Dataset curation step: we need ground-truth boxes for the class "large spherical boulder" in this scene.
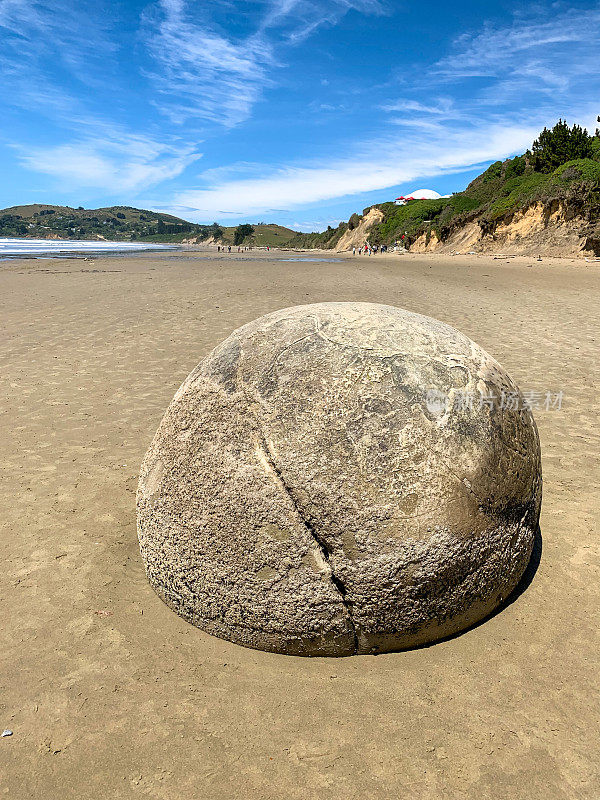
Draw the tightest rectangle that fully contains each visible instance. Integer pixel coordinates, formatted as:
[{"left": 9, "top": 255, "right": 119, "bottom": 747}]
[{"left": 137, "top": 303, "right": 541, "bottom": 656}]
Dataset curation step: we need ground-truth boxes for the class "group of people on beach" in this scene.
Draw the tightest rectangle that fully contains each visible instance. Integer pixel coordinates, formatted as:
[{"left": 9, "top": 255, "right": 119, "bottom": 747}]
[
  {"left": 215, "top": 241, "right": 392, "bottom": 256},
  {"left": 353, "top": 243, "right": 389, "bottom": 256},
  {"left": 217, "top": 245, "right": 270, "bottom": 253}
]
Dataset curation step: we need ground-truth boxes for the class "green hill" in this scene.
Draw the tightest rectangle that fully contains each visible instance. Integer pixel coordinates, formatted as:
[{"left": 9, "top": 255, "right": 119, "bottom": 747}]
[
  {"left": 0, "top": 204, "right": 300, "bottom": 247},
  {"left": 368, "top": 155, "right": 600, "bottom": 249},
  {"left": 0, "top": 204, "right": 223, "bottom": 242},
  {"left": 219, "top": 223, "right": 298, "bottom": 247}
]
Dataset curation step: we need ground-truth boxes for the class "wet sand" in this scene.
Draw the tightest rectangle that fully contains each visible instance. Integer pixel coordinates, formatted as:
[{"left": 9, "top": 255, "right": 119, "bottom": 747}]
[{"left": 1, "top": 249, "right": 599, "bottom": 799}]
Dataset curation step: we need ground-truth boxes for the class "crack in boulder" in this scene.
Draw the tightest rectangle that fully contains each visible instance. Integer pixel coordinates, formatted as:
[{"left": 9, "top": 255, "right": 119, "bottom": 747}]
[{"left": 255, "top": 429, "right": 359, "bottom": 653}]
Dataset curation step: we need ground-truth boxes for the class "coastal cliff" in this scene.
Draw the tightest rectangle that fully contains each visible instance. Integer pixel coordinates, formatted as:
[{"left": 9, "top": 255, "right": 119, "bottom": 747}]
[
  {"left": 408, "top": 196, "right": 600, "bottom": 257},
  {"left": 291, "top": 121, "right": 600, "bottom": 258},
  {"left": 290, "top": 157, "right": 600, "bottom": 258}
]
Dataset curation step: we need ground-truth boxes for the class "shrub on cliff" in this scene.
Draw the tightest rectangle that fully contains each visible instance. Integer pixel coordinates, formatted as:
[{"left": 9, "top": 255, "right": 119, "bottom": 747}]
[{"left": 348, "top": 213, "right": 361, "bottom": 230}]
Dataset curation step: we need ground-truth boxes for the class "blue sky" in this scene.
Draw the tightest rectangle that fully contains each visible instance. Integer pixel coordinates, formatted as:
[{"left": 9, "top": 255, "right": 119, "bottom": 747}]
[{"left": 0, "top": 0, "right": 599, "bottom": 230}]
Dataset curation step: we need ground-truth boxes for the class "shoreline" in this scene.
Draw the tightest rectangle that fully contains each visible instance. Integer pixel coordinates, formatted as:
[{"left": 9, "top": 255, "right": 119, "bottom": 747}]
[{"left": 3, "top": 245, "right": 599, "bottom": 270}]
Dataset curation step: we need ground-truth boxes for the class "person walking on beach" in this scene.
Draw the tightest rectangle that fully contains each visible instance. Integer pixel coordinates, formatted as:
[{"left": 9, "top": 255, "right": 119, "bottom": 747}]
[{"left": 353, "top": 247, "right": 356, "bottom": 255}]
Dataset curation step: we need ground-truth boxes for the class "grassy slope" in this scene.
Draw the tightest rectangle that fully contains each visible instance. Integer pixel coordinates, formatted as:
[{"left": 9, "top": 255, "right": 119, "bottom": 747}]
[
  {"left": 1, "top": 204, "right": 183, "bottom": 223},
  {"left": 219, "top": 223, "right": 298, "bottom": 247}
]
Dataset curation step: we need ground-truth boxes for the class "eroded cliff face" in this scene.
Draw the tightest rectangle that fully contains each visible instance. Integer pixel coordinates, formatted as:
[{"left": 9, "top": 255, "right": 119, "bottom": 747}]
[
  {"left": 334, "top": 208, "right": 384, "bottom": 252},
  {"left": 332, "top": 197, "right": 599, "bottom": 258},
  {"left": 411, "top": 230, "right": 443, "bottom": 253},
  {"left": 410, "top": 200, "right": 600, "bottom": 257}
]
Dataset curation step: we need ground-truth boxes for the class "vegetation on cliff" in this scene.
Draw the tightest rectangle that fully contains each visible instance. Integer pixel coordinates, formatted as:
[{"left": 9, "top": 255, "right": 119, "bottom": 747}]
[{"left": 287, "top": 224, "right": 350, "bottom": 250}]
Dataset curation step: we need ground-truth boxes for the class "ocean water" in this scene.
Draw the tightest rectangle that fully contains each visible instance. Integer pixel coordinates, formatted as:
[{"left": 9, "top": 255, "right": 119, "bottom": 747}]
[{"left": 0, "top": 238, "right": 174, "bottom": 257}]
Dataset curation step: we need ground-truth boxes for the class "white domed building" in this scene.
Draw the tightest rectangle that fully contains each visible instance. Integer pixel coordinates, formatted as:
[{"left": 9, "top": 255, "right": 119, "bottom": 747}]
[{"left": 394, "top": 189, "right": 443, "bottom": 205}]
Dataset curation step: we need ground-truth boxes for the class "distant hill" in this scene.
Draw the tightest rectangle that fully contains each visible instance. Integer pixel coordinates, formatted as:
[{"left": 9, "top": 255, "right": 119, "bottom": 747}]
[
  {"left": 0, "top": 204, "right": 298, "bottom": 247},
  {"left": 200, "top": 222, "right": 298, "bottom": 247},
  {"left": 0, "top": 204, "right": 222, "bottom": 243},
  {"left": 289, "top": 120, "right": 600, "bottom": 257}
]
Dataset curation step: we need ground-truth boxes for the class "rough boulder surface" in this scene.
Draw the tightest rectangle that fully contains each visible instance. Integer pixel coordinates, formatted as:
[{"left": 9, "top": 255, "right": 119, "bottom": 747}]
[{"left": 137, "top": 303, "right": 542, "bottom": 656}]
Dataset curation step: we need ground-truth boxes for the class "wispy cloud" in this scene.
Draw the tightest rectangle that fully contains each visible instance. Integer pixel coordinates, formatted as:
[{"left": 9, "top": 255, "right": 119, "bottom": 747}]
[
  {"left": 0, "top": 1, "right": 201, "bottom": 194},
  {"left": 15, "top": 129, "right": 201, "bottom": 193},
  {"left": 381, "top": 98, "right": 456, "bottom": 116},
  {"left": 381, "top": 4, "right": 600, "bottom": 123},
  {"left": 433, "top": 4, "right": 600, "bottom": 101},
  {"left": 143, "top": 0, "right": 274, "bottom": 128},
  {"left": 170, "top": 119, "right": 539, "bottom": 217},
  {"left": 263, "top": 0, "right": 388, "bottom": 43},
  {"left": 0, "top": 0, "right": 116, "bottom": 87},
  {"left": 0, "top": 1, "right": 118, "bottom": 129},
  {"left": 143, "top": 0, "right": 386, "bottom": 127}
]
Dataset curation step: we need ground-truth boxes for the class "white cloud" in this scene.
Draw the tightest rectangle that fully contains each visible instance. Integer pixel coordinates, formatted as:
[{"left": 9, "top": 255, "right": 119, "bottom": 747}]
[
  {"left": 171, "top": 120, "right": 539, "bottom": 217},
  {"left": 143, "top": 0, "right": 386, "bottom": 127},
  {"left": 381, "top": 98, "right": 455, "bottom": 116},
  {"left": 433, "top": 5, "right": 600, "bottom": 102},
  {"left": 143, "top": 0, "right": 274, "bottom": 128},
  {"left": 0, "top": 2, "right": 201, "bottom": 195},
  {"left": 260, "top": 0, "right": 387, "bottom": 40},
  {"left": 16, "top": 132, "right": 201, "bottom": 193},
  {"left": 283, "top": 0, "right": 387, "bottom": 43},
  {"left": 0, "top": 0, "right": 124, "bottom": 138},
  {"left": 0, "top": 0, "right": 116, "bottom": 86}
]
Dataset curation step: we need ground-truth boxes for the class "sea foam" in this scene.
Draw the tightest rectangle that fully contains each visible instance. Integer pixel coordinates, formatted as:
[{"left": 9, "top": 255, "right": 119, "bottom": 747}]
[{"left": 0, "top": 238, "right": 173, "bottom": 256}]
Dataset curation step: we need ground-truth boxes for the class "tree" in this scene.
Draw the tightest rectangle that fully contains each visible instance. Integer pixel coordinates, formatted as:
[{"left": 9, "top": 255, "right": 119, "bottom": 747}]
[
  {"left": 530, "top": 119, "right": 594, "bottom": 173},
  {"left": 593, "top": 118, "right": 600, "bottom": 162},
  {"left": 234, "top": 223, "right": 255, "bottom": 245},
  {"left": 210, "top": 222, "right": 224, "bottom": 240}
]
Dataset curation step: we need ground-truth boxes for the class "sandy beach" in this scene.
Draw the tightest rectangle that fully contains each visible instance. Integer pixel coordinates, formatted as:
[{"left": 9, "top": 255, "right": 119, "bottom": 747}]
[{"left": 1, "top": 248, "right": 598, "bottom": 799}]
